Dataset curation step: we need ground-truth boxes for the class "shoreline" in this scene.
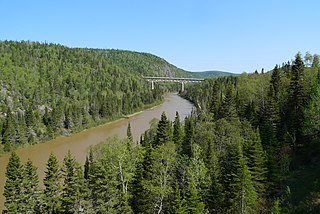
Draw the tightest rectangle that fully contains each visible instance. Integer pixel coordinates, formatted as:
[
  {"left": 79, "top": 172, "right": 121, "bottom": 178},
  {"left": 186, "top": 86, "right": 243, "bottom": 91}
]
[{"left": 0, "top": 97, "right": 165, "bottom": 157}]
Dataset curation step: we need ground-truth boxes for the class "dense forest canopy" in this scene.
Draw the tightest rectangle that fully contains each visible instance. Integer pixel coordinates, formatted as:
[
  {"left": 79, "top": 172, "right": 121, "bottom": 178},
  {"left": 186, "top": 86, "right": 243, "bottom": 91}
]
[
  {"left": 0, "top": 40, "right": 167, "bottom": 152},
  {"left": 2, "top": 40, "right": 320, "bottom": 213}
]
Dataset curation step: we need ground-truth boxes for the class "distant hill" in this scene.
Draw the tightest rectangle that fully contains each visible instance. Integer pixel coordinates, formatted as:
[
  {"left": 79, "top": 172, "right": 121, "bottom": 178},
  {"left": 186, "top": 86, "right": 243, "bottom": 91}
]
[
  {"left": 103, "top": 50, "right": 236, "bottom": 78},
  {"left": 189, "top": 70, "right": 237, "bottom": 78},
  {"left": 104, "top": 49, "right": 193, "bottom": 78}
]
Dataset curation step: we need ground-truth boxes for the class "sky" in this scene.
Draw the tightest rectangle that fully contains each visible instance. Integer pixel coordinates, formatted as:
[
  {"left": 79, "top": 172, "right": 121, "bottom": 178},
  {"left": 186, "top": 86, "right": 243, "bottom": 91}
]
[{"left": 1, "top": 0, "right": 320, "bottom": 73}]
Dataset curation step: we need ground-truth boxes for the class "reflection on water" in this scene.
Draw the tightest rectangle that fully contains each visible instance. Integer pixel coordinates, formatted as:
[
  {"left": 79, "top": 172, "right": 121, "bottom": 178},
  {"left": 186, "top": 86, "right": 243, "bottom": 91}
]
[{"left": 0, "top": 93, "right": 194, "bottom": 211}]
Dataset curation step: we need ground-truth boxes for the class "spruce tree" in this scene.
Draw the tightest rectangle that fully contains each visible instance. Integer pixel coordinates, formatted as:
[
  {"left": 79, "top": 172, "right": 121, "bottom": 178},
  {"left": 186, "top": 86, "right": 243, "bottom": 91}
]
[
  {"left": 181, "top": 116, "right": 194, "bottom": 157},
  {"left": 173, "top": 111, "right": 183, "bottom": 150},
  {"left": 155, "top": 112, "right": 172, "bottom": 146},
  {"left": 185, "top": 180, "right": 208, "bottom": 214},
  {"left": 4, "top": 152, "right": 23, "bottom": 213},
  {"left": 287, "top": 53, "right": 306, "bottom": 146},
  {"left": 20, "top": 159, "right": 40, "bottom": 213},
  {"left": 127, "top": 122, "right": 133, "bottom": 142},
  {"left": 221, "top": 142, "right": 258, "bottom": 213},
  {"left": 219, "top": 85, "right": 237, "bottom": 120},
  {"left": 242, "top": 121, "right": 267, "bottom": 196},
  {"left": 271, "top": 65, "right": 281, "bottom": 100},
  {"left": 60, "top": 151, "right": 85, "bottom": 213},
  {"left": 206, "top": 143, "right": 224, "bottom": 213},
  {"left": 169, "top": 182, "right": 188, "bottom": 214},
  {"left": 42, "top": 153, "right": 61, "bottom": 214}
]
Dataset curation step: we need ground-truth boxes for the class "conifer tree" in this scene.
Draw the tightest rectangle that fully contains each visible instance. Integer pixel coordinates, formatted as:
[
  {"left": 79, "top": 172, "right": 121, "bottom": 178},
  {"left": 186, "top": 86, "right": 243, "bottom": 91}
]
[
  {"left": 20, "top": 159, "right": 40, "bottom": 213},
  {"left": 221, "top": 142, "right": 258, "bottom": 214},
  {"left": 242, "top": 121, "right": 267, "bottom": 196},
  {"left": 304, "top": 70, "right": 320, "bottom": 138},
  {"left": 219, "top": 85, "right": 237, "bottom": 120},
  {"left": 206, "top": 143, "right": 224, "bottom": 213},
  {"left": 169, "top": 182, "right": 188, "bottom": 214},
  {"left": 4, "top": 152, "right": 23, "bottom": 213},
  {"left": 127, "top": 122, "right": 133, "bottom": 142},
  {"left": 173, "top": 111, "right": 183, "bottom": 150},
  {"left": 60, "top": 151, "right": 86, "bottom": 213},
  {"left": 155, "top": 112, "right": 172, "bottom": 146},
  {"left": 42, "top": 153, "right": 61, "bottom": 213},
  {"left": 84, "top": 155, "right": 90, "bottom": 180},
  {"left": 286, "top": 53, "right": 306, "bottom": 146},
  {"left": 3, "top": 109, "right": 16, "bottom": 151},
  {"left": 181, "top": 116, "right": 194, "bottom": 157},
  {"left": 271, "top": 65, "right": 281, "bottom": 100}
]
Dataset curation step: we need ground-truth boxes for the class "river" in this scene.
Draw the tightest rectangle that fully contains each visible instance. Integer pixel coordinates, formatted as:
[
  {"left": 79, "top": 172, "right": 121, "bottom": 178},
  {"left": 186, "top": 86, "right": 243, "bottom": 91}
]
[{"left": 0, "top": 93, "right": 194, "bottom": 211}]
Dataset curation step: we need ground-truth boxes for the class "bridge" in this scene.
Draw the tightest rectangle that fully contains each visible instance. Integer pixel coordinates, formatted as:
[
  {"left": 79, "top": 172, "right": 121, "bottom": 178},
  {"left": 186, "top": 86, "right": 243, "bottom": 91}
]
[{"left": 144, "top": 76, "right": 204, "bottom": 91}]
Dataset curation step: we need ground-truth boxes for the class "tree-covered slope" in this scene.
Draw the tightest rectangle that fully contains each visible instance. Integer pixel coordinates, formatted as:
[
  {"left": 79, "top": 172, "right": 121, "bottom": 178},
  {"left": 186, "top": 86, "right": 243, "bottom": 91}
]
[
  {"left": 0, "top": 40, "right": 163, "bottom": 152},
  {"left": 104, "top": 49, "right": 192, "bottom": 77}
]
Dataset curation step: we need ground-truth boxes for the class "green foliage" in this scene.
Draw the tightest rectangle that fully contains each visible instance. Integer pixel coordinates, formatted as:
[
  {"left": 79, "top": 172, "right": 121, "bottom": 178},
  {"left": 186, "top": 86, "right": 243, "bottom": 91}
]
[
  {"left": 173, "top": 112, "right": 183, "bottom": 150},
  {"left": 0, "top": 40, "right": 164, "bottom": 152},
  {"left": 304, "top": 71, "right": 320, "bottom": 138},
  {"left": 155, "top": 112, "right": 173, "bottom": 146},
  {"left": 127, "top": 122, "right": 133, "bottom": 142},
  {"left": 3, "top": 152, "right": 23, "bottom": 213},
  {"left": 4, "top": 51, "right": 320, "bottom": 213},
  {"left": 181, "top": 116, "right": 194, "bottom": 157},
  {"left": 20, "top": 159, "right": 40, "bottom": 213},
  {"left": 142, "top": 141, "right": 177, "bottom": 213},
  {"left": 169, "top": 182, "right": 188, "bottom": 214},
  {"left": 60, "top": 151, "right": 87, "bottom": 213},
  {"left": 42, "top": 153, "right": 61, "bottom": 213},
  {"left": 286, "top": 54, "right": 307, "bottom": 145}
]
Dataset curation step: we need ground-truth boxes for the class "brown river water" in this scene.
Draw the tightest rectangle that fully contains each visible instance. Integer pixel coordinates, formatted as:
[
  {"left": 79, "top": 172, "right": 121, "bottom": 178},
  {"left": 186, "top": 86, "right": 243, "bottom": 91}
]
[{"left": 0, "top": 93, "right": 194, "bottom": 211}]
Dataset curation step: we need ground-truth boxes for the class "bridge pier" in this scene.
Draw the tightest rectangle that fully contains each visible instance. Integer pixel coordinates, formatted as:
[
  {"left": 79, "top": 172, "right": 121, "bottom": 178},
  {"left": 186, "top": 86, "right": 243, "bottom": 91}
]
[
  {"left": 151, "top": 81, "right": 154, "bottom": 90},
  {"left": 181, "top": 81, "right": 184, "bottom": 92}
]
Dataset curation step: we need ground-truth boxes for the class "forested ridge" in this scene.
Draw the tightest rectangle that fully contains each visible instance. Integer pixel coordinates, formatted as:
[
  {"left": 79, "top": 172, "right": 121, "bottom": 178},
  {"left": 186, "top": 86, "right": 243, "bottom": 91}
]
[
  {"left": 3, "top": 41, "right": 320, "bottom": 213},
  {"left": 0, "top": 40, "right": 166, "bottom": 153}
]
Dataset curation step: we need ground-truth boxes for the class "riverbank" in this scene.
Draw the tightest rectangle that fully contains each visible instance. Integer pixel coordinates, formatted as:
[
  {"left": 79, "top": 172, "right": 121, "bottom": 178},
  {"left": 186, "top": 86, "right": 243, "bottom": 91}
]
[
  {"left": 0, "top": 93, "right": 193, "bottom": 212},
  {"left": 0, "top": 98, "right": 164, "bottom": 157}
]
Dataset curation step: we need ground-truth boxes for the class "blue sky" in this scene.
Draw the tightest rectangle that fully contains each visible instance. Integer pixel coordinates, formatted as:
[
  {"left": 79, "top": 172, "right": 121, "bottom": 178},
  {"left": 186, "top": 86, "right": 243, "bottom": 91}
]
[{"left": 1, "top": 0, "right": 319, "bottom": 73}]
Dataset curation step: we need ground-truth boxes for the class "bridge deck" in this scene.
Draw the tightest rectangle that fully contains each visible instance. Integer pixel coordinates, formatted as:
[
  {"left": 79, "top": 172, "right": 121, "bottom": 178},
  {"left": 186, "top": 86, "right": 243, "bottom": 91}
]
[{"left": 144, "top": 76, "right": 204, "bottom": 81}]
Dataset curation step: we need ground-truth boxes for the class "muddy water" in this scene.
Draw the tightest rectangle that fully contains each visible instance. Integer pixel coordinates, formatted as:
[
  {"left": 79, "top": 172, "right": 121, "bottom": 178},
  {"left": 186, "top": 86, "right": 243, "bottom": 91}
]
[{"left": 0, "top": 93, "right": 193, "bottom": 211}]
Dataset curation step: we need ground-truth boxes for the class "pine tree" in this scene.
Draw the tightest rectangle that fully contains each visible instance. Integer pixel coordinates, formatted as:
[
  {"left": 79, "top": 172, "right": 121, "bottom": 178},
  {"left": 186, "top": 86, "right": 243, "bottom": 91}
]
[
  {"left": 127, "top": 122, "right": 133, "bottom": 142},
  {"left": 209, "top": 81, "right": 221, "bottom": 120},
  {"left": 206, "top": 143, "right": 224, "bottom": 213},
  {"left": 155, "top": 112, "right": 172, "bottom": 146},
  {"left": 219, "top": 85, "right": 237, "bottom": 120},
  {"left": 3, "top": 109, "right": 16, "bottom": 151},
  {"left": 221, "top": 142, "right": 258, "bottom": 214},
  {"left": 304, "top": 70, "right": 320, "bottom": 138},
  {"left": 242, "top": 121, "right": 267, "bottom": 196},
  {"left": 181, "top": 116, "right": 194, "bottom": 157},
  {"left": 185, "top": 182, "right": 208, "bottom": 214},
  {"left": 173, "top": 112, "right": 183, "bottom": 150},
  {"left": 20, "top": 159, "right": 40, "bottom": 213},
  {"left": 60, "top": 151, "right": 85, "bottom": 213},
  {"left": 287, "top": 53, "right": 306, "bottom": 146},
  {"left": 42, "top": 153, "right": 61, "bottom": 214},
  {"left": 3, "top": 152, "right": 23, "bottom": 213},
  {"left": 271, "top": 65, "right": 281, "bottom": 101},
  {"left": 169, "top": 182, "right": 188, "bottom": 214}
]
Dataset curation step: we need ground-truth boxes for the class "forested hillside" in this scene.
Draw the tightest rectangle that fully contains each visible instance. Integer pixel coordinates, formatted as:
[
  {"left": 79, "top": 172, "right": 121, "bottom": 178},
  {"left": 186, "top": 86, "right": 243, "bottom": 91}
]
[
  {"left": 0, "top": 40, "right": 164, "bottom": 152},
  {"left": 4, "top": 52, "right": 320, "bottom": 213},
  {"left": 104, "top": 49, "right": 192, "bottom": 77}
]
